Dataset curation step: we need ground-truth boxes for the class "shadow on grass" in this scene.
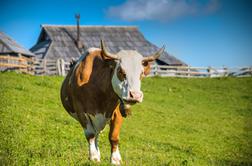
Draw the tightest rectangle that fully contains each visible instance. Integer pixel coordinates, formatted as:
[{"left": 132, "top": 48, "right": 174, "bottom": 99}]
[
  {"left": 210, "top": 159, "right": 252, "bottom": 166},
  {"left": 137, "top": 136, "right": 196, "bottom": 156}
]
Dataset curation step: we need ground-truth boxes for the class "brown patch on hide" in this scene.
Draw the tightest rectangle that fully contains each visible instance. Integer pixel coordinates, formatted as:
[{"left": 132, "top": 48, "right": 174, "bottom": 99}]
[{"left": 75, "top": 49, "right": 102, "bottom": 87}]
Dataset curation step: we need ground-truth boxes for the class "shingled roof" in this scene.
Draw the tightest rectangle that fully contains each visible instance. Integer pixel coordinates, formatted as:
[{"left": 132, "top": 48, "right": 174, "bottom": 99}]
[
  {"left": 30, "top": 25, "right": 185, "bottom": 65},
  {"left": 0, "top": 32, "right": 34, "bottom": 57}
]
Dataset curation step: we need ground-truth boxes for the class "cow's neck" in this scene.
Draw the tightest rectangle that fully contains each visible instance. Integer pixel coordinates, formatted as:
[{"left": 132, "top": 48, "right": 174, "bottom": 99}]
[{"left": 90, "top": 56, "right": 119, "bottom": 116}]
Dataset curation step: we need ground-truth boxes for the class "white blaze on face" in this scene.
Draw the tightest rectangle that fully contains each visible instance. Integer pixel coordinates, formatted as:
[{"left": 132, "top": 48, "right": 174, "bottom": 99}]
[{"left": 111, "top": 50, "right": 144, "bottom": 103}]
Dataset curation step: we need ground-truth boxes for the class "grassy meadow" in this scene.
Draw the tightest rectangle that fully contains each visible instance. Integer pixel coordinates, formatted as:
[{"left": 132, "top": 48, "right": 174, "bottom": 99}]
[{"left": 0, "top": 72, "right": 251, "bottom": 165}]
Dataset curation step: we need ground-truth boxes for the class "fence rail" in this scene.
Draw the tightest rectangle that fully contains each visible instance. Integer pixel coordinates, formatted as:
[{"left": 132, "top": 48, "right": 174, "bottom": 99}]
[
  {"left": 33, "top": 58, "right": 70, "bottom": 76},
  {"left": 149, "top": 64, "right": 252, "bottom": 78},
  {"left": 0, "top": 55, "right": 251, "bottom": 78},
  {"left": 0, "top": 55, "right": 34, "bottom": 74}
]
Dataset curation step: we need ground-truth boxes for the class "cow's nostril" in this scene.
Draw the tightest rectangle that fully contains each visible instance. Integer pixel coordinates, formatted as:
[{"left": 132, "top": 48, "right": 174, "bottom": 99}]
[
  {"left": 129, "top": 91, "right": 142, "bottom": 99},
  {"left": 127, "top": 91, "right": 143, "bottom": 103},
  {"left": 129, "top": 91, "right": 134, "bottom": 98}
]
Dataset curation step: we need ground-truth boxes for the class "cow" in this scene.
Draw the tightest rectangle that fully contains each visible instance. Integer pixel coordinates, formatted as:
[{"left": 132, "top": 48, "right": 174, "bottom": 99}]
[{"left": 60, "top": 40, "right": 164, "bottom": 165}]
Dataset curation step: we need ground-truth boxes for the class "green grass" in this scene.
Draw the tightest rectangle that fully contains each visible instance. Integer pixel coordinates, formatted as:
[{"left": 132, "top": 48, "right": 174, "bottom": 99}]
[{"left": 0, "top": 72, "right": 252, "bottom": 166}]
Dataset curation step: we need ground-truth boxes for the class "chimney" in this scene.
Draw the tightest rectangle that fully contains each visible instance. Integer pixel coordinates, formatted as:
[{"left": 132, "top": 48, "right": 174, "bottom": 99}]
[{"left": 75, "top": 14, "right": 83, "bottom": 53}]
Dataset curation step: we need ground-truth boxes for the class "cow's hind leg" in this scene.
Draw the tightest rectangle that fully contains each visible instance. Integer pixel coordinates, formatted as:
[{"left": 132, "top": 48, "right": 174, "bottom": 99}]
[
  {"left": 84, "top": 123, "right": 100, "bottom": 162},
  {"left": 109, "top": 106, "right": 123, "bottom": 165}
]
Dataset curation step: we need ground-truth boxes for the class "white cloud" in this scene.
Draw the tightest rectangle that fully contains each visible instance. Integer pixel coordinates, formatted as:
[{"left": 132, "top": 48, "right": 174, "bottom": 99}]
[{"left": 107, "top": 0, "right": 220, "bottom": 22}]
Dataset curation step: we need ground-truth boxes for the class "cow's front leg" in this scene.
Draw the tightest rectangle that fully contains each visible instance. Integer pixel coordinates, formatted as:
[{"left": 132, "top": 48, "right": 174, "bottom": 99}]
[
  {"left": 109, "top": 106, "right": 123, "bottom": 165},
  {"left": 84, "top": 124, "right": 100, "bottom": 162},
  {"left": 88, "top": 135, "right": 100, "bottom": 162}
]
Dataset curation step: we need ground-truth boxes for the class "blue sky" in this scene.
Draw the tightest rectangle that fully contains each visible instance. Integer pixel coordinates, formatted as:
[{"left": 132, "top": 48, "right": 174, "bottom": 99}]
[{"left": 0, "top": 0, "right": 252, "bottom": 67}]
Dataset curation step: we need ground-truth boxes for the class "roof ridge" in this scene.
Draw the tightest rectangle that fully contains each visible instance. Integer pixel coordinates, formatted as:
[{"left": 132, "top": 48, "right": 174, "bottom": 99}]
[{"left": 41, "top": 24, "right": 138, "bottom": 29}]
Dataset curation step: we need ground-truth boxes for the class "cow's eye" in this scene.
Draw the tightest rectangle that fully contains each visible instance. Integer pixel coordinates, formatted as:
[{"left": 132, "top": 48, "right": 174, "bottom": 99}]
[
  {"left": 142, "top": 61, "right": 148, "bottom": 67},
  {"left": 117, "top": 67, "right": 126, "bottom": 81}
]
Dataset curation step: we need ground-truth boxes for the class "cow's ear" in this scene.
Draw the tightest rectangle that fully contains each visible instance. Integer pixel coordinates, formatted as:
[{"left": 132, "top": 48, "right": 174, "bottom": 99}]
[{"left": 143, "top": 62, "right": 151, "bottom": 76}]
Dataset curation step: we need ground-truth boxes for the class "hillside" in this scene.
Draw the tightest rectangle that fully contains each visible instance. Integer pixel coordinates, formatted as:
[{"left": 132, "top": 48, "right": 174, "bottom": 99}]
[{"left": 0, "top": 72, "right": 251, "bottom": 165}]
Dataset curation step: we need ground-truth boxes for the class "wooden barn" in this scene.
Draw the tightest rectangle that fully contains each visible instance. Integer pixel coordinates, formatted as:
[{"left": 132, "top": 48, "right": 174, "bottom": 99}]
[
  {"left": 30, "top": 25, "right": 186, "bottom": 67},
  {"left": 0, "top": 32, "right": 34, "bottom": 73}
]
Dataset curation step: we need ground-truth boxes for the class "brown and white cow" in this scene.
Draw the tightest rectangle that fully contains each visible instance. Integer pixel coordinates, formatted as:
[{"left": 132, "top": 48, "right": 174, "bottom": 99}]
[{"left": 60, "top": 40, "right": 164, "bottom": 165}]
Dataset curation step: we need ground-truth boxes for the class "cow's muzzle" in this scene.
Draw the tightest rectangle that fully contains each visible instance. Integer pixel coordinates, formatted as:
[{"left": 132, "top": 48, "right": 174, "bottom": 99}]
[
  {"left": 124, "top": 91, "right": 143, "bottom": 103},
  {"left": 119, "top": 91, "right": 143, "bottom": 118}
]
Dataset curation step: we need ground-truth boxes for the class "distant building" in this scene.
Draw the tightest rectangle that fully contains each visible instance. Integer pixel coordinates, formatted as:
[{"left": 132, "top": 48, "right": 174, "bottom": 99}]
[
  {"left": 30, "top": 25, "right": 186, "bottom": 66},
  {"left": 0, "top": 32, "right": 34, "bottom": 57},
  {"left": 0, "top": 32, "right": 34, "bottom": 72}
]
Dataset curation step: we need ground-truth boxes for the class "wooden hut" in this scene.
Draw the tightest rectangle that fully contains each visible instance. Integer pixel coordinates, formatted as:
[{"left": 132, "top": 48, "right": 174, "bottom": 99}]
[
  {"left": 30, "top": 25, "right": 186, "bottom": 66},
  {"left": 0, "top": 32, "right": 34, "bottom": 73}
]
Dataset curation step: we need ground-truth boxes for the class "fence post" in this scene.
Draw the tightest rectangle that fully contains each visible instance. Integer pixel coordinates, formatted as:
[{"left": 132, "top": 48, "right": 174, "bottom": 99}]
[
  {"left": 207, "top": 66, "right": 212, "bottom": 77},
  {"left": 187, "top": 66, "right": 191, "bottom": 78},
  {"left": 155, "top": 63, "right": 158, "bottom": 76},
  {"left": 61, "top": 59, "right": 66, "bottom": 76},
  {"left": 57, "top": 59, "right": 62, "bottom": 76},
  {"left": 223, "top": 66, "right": 228, "bottom": 77},
  {"left": 31, "top": 57, "right": 35, "bottom": 75},
  {"left": 18, "top": 53, "right": 21, "bottom": 73},
  {"left": 56, "top": 58, "right": 66, "bottom": 76},
  {"left": 250, "top": 66, "right": 252, "bottom": 77},
  {"left": 43, "top": 59, "right": 47, "bottom": 75}
]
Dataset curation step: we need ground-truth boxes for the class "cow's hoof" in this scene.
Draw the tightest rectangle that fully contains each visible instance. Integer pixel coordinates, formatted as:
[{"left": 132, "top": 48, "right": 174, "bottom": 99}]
[
  {"left": 89, "top": 155, "right": 100, "bottom": 162},
  {"left": 111, "top": 157, "right": 121, "bottom": 165},
  {"left": 89, "top": 148, "right": 100, "bottom": 162},
  {"left": 111, "top": 150, "right": 122, "bottom": 165}
]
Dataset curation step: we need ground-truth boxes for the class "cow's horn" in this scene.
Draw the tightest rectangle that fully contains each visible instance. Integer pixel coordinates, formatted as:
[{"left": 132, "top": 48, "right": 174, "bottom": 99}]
[
  {"left": 101, "top": 40, "right": 119, "bottom": 60},
  {"left": 143, "top": 45, "right": 165, "bottom": 62}
]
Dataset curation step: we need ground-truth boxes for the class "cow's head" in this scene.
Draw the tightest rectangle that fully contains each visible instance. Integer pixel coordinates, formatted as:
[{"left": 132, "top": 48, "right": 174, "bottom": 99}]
[{"left": 101, "top": 40, "right": 165, "bottom": 105}]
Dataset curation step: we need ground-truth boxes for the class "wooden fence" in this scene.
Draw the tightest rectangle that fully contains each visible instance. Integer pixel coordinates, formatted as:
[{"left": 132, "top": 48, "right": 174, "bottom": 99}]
[
  {"left": 0, "top": 55, "right": 34, "bottom": 74},
  {"left": 33, "top": 58, "right": 251, "bottom": 77},
  {"left": 148, "top": 64, "right": 252, "bottom": 78},
  {"left": 0, "top": 56, "right": 251, "bottom": 78},
  {"left": 34, "top": 58, "right": 70, "bottom": 76}
]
